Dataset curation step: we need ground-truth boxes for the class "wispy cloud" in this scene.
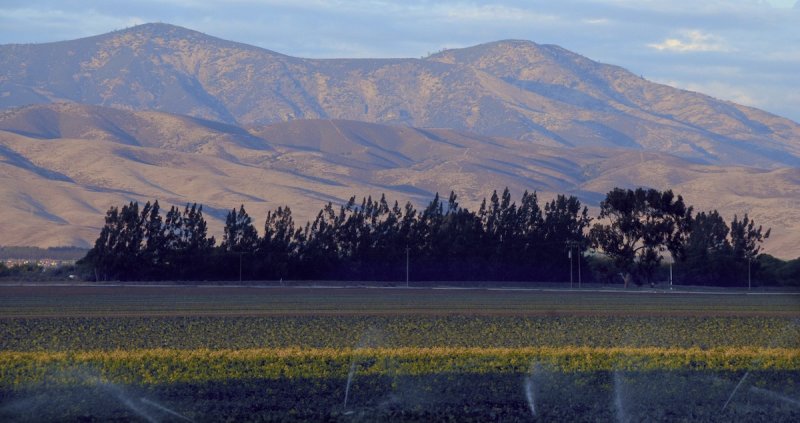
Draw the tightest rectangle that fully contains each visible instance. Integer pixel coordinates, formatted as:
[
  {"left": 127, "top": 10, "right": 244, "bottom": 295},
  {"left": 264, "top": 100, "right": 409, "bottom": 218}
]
[
  {"left": 648, "top": 30, "right": 730, "bottom": 53},
  {"left": 656, "top": 78, "right": 763, "bottom": 107}
]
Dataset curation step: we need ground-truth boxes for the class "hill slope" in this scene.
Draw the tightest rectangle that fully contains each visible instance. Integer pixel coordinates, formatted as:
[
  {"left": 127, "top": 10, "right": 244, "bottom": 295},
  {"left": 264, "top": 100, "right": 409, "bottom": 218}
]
[{"left": 0, "top": 103, "right": 797, "bottom": 257}]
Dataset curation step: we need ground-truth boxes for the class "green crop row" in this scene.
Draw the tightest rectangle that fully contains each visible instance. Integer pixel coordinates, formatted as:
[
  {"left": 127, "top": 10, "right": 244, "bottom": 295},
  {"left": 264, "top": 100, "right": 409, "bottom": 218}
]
[
  {"left": 3, "top": 315, "right": 798, "bottom": 352},
  {"left": 2, "top": 346, "right": 798, "bottom": 389}
]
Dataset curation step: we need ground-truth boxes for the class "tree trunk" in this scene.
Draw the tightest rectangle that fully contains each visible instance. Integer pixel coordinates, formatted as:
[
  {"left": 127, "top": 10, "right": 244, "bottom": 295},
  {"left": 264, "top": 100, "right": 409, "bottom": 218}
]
[{"left": 620, "top": 272, "right": 632, "bottom": 288}]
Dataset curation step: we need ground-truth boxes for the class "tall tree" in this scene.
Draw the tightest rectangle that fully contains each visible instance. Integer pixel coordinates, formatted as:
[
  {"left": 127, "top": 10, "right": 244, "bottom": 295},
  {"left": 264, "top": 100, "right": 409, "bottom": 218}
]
[
  {"left": 590, "top": 188, "right": 692, "bottom": 286},
  {"left": 81, "top": 201, "right": 146, "bottom": 280},
  {"left": 541, "top": 194, "right": 592, "bottom": 281},
  {"left": 730, "top": 214, "right": 770, "bottom": 262},
  {"left": 221, "top": 205, "right": 259, "bottom": 253},
  {"left": 182, "top": 203, "right": 215, "bottom": 253},
  {"left": 141, "top": 200, "right": 165, "bottom": 276},
  {"left": 680, "top": 210, "right": 732, "bottom": 285},
  {"left": 298, "top": 202, "right": 341, "bottom": 279},
  {"left": 729, "top": 213, "right": 770, "bottom": 286},
  {"left": 260, "top": 206, "right": 300, "bottom": 279}
]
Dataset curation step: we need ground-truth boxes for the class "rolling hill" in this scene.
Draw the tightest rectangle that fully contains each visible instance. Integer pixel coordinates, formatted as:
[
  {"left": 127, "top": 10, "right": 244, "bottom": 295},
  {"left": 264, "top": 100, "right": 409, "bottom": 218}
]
[
  {"left": 1, "top": 103, "right": 797, "bottom": 257},
  {"left": 0, "top": 24, "right": 798, "bottom": 258}
]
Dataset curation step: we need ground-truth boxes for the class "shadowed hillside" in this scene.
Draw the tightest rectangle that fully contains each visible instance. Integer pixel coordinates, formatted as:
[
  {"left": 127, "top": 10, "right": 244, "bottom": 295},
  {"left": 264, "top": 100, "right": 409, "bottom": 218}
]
[{"left": 1, "top": 104, "right": 797, "bottom": 257}]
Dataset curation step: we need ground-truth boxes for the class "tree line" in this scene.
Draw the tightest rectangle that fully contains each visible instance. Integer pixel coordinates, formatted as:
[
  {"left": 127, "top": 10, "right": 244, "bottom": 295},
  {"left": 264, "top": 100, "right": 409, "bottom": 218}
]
[{"left": 78, "top": 187, "right": 796, "bottom": 286}]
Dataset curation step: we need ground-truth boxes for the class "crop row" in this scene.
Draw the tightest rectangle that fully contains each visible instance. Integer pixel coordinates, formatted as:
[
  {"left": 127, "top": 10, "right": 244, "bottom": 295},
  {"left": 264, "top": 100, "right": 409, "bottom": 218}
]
[
  {"left": 2, "top": 346, "right": 799, "bottom": 388},
  {"left": 2, "top": 315, "right": 798, "bottom": 352},
  {"left": 6, "top": 370, "right": 799, "bottom": 422}
]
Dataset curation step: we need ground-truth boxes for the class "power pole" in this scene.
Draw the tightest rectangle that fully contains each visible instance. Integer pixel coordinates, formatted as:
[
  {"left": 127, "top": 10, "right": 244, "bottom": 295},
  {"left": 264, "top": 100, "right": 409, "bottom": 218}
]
[
  {"left": 569, "top": 247, "right": 573, "bottom": 289},
  {"left": 239, "top": 252, "right": 243, "bottom": 283},
  {"left": 669, "top": 261, "right": 673, "bottom": 290},
  {"left": 406, "top": 245, "right": 410, "bottom": 288},
  {"left": 577, "top": 248, "right": 582, "bottom": 289},
  {"left": 748, "top": 258, "right": 751, "bottom": 291}
]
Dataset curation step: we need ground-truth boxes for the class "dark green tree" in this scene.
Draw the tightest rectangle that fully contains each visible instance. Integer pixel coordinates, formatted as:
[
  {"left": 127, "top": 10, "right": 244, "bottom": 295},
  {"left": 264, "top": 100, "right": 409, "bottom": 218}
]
[
  {"left": 221, "top": 205, "right": 259, "bottom": 253},
  {"left": 730, "top": 214, "right": 770, "bottom": 286},
  {"left": 260, "top": 206, "right": 300, "bottom": 279},
  {"left": 158, "top": 203, "right": 215, "bottom": 279},
  {"left": 590, "top": 188, "right": 692, "bottom": 286},
  {"left": 680, "top": 210, "right": 732, "bottom": 285},
  {"left": 298, "top": 202, "right": 341, "bottom": 279},
  {"left": 141, "top": 200, "right": 165, "bottom": 276},
  {"left": 81, "top": 201, "right": 146, "bottom": 280},
  {"left": 757, "top": 254, "right": 800, "bottom": 287},
  {"left": 541, "top": 194, "right": 592, "bottom": 281},
  {"left": 730, "top": 214, "right": 770, "bottom": 262}
]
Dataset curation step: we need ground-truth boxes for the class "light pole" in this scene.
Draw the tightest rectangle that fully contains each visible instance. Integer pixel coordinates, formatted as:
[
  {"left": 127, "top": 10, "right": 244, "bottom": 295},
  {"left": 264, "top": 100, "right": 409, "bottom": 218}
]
[
  {"left": 239, "top": 252, "right": 243, "bottom": 283},
  {"left": 748, "top": 258, "right": 751, "bottom": 291}
]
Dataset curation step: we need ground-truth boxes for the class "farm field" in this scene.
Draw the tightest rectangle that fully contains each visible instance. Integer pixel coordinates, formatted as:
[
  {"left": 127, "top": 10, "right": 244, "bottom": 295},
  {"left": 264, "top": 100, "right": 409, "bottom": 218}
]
[
  {"left": 1, "top": 285, "right": 799, "bottom": 421},
  {"left": 1, "top": 285, "right": 798, "bottom": 317}
]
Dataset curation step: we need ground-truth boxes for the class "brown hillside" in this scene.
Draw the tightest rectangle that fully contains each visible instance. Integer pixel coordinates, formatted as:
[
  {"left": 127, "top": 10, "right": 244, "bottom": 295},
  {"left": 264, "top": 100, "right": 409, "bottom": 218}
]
[{"left": 0, "top": 104, "right": 796, "bottom": 258}]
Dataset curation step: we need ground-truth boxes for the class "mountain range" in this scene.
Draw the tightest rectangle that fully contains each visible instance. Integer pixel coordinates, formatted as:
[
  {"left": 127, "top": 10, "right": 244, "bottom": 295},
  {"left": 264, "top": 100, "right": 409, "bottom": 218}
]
[{"left": 0, "top": 24, "right": 798, "bottom": 258}]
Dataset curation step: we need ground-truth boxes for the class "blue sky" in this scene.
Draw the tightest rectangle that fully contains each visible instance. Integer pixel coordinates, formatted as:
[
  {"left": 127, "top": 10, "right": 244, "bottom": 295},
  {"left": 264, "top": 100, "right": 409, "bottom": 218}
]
[{"left": 2, "top": 0, "right": 799, "bottom": 122}]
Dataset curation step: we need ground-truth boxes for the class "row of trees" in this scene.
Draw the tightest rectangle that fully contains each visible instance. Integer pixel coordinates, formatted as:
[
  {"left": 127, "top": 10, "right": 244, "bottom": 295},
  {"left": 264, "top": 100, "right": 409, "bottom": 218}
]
[
  {"left": 79, "top": 187, "right": 782, "bottom": 286},
  {"left": 81, "top": 190, "right": 591, "bottom": 282},
  {"left": 590, "top": 188, "right": 771, "bottom": 287},
  {"left": 81, "top": 202, "right": 215, "bottom": 281}
]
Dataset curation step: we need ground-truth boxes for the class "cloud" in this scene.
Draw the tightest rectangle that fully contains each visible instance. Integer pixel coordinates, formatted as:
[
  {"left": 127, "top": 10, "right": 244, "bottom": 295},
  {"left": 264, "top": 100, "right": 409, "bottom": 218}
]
[
  {"left": 648, "top": 30, "right": 730, "bottom": 52},
  {"left": 428, "top": 4, "right": 557, "bottom": 23},
  {"left": 657, "top": 78, "right": 762, "bottom": 106},
  {"left": 664, "top": 77, "right": 800, "bottom": 123},
  {"left": 582, "top": 18, "right": 611, "bottom": 25}
]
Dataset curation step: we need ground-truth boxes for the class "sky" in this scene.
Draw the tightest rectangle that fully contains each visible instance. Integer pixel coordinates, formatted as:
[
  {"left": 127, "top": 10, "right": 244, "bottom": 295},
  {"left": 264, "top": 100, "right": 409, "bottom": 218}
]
[{"left": 1, "top": 1, "right": 799, "bottom": 122}]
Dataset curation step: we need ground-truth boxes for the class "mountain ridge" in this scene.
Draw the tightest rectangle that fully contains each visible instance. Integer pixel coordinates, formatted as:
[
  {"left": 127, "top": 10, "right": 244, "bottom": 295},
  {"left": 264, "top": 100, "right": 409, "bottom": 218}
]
[{"left": 1, "top": 23, "right": 798, "bottom": 168}]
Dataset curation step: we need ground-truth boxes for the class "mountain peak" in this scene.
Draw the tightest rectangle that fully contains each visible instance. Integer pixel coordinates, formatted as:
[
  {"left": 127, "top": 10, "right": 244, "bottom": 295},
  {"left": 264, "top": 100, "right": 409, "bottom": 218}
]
[
  {"left": 428, "top": 39, "right": 543, "bottom": 63},
  {"left": 124, "top": 22, "right": 189, "bottom": 32},
  {"left": 1, "top": 24, "right": 798, "bottom": 162},
  {"left": 427, "top": 38, "right": 593, "bottom": 76},
  {"left": 97, "top": 22, "right": 252, "bottom": 49}
]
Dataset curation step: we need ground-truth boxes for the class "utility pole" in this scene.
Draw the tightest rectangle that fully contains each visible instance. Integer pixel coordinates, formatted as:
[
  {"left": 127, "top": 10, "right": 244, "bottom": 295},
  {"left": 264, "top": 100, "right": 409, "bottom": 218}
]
[
  {"left": 569, "top": 247, "right": 573, "bottom": 289},
  {"left": 577, "top": 247, "right": 581, "bottom": 289},
  {"left": 669, "top": 261, "right": 673, "bottom": 290},
  {"left": 406, "top": 245, "right": 410, "bottom": 288},
  {"left": 239, "top": 252, "right": 243, "bottom": 284},
  {"left": 748, "top": 258, "right": 751, "bottom": 291}
]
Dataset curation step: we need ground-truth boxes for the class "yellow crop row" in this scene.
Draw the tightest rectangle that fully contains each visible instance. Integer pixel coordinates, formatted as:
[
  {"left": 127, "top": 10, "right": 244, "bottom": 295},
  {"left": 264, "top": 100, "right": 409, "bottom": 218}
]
[{"left": 1, "top": 346, "right": 798, "bottom": 389}]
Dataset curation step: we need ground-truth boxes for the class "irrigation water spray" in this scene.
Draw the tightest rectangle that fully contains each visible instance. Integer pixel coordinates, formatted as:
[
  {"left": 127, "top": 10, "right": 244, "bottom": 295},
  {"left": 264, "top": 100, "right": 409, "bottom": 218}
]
[
  {"left": 523, "top": 362, "right": 539, "bottom": 417},
  {"left": 722, "top": 371, "right": 749, "bottom": 412},
  {"left": 749, "top": 386, "right": 800, "bottom": 408},
  {"left": 343, "top": 357, "right": 357, "bottom": 410},
  {"left": 95, "top": 380, "right": 159, "bottom": 423},
  {"left": 140, "top": 397, "right": 195, "bottom": 422},
  {"left": 341, "top": 326, "right": 385, "bottom": 412},
  {"left": 613, "top": 371, "right": 629, "bottom": 423}
]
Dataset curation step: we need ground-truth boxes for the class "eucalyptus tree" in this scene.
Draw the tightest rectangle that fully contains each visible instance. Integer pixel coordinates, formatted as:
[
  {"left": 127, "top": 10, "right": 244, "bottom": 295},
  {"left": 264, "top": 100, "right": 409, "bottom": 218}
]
[{"left": 590, "top": 188, "right": 692, "bottom": 286}]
